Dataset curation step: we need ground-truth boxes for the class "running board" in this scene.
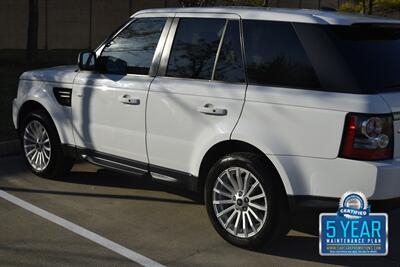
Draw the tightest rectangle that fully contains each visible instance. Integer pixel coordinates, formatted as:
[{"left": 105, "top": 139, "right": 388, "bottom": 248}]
[
  {"left": 62, "top": 145, "right": 199, "bottom": 192},
  {"left": 149, "top": 165, "right": 198, "bottom": 192},
  {"left": 82, "top": 154, "right": 148, "bottom": 176}
]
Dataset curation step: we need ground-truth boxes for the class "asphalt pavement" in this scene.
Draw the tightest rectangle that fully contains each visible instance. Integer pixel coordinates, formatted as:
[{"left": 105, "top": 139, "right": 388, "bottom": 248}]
[{"left": 0, "top": 156, "right": 399, "bottom": 267}]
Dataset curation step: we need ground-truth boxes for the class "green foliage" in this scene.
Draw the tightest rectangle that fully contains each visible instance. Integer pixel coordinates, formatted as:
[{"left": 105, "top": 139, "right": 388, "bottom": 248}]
[
  {"left": 339, "top": 0, "right": 400, "bottom": 15},
  {"left": 179, "top": 0, "right": 400, "bottom": 18},
  {"left": 338, "top": 2, "right": 364, "bottom": 13},
  {"left": 374, "top": 0, "right": 400, "bottom": 11}
]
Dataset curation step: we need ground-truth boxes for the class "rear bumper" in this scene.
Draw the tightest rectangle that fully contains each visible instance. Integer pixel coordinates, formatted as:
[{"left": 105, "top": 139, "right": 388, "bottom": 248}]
[
  {"left": 288, "top": 195, "right": 400, "bottom": 213},
  {"left": 277, "top": 156, "right": 400, "bottom": 200}
]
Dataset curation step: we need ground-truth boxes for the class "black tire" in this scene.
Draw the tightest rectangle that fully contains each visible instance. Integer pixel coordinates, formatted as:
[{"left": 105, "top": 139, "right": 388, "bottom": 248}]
[
  {"left": 19, "top": 110, "right": 74, "bottom": 178},
  {"left": 205, "top": 152, "right": 290, "bottom": 249}
]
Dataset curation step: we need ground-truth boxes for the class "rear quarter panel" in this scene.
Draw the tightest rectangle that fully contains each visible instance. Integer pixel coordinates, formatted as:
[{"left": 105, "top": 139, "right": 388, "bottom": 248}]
[{"left": 232, "top": 85, "right": 391, "bottom": 195}]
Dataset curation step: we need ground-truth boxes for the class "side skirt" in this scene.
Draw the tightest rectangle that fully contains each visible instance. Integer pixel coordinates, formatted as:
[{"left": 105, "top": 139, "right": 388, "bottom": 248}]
[
  {"left": 62, "top": 145, "right": 199, "bottom": 192},
  {"left": 150, "top": 164, "right": 198, "bottom": 192}
]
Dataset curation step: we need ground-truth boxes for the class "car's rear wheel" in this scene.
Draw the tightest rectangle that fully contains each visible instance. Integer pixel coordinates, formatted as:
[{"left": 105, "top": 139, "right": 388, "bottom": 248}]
[
  {"left": 205, "top": 152, "right": 289, "bottom": 248},
  {"left": 20, "top": 110, "right": 74, "bottom": 178}
]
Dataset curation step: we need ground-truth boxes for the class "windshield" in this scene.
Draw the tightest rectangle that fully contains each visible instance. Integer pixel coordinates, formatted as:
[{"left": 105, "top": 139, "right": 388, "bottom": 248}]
[{"left": 325, "top": 23, "right": 400, "bottom": 93}]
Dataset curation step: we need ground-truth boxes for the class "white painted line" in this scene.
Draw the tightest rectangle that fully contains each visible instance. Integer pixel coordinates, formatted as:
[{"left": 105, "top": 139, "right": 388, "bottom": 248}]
[{"left": 0, "top": 190, "right": 166, "bottom": 267}]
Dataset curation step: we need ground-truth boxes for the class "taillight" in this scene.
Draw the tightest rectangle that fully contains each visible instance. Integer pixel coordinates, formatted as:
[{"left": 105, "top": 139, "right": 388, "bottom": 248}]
[{"left": 340, "top": 113, "right": 393, "bottom": 160}]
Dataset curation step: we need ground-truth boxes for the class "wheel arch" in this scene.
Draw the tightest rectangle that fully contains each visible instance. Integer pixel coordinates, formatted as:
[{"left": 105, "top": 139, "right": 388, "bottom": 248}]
[
  {"left": 17, "top": 101, "right": 53, "bottom": 131},
  {"left": 18, "top": 100, "right": 76, "bottom": 178},
  {"left": 197, "top": 140, "right": 292, "bottom": 196},
  {"left": 16, "top": 91, "right": 75, "bottom": 146}
]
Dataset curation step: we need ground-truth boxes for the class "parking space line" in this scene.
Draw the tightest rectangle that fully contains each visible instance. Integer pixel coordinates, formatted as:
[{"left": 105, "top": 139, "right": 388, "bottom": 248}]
[{"left": 0, "top": 190, "right": 166, "bottom": 267}]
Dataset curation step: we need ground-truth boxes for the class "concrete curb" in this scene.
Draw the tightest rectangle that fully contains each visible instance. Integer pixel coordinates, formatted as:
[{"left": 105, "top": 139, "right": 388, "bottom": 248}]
[{"left": 0, "top": 139, "right": 21, "bottom": 157}]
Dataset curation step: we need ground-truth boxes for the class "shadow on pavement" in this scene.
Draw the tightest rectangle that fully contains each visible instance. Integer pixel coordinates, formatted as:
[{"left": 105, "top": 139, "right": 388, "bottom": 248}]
[
  {"left": 255, "top": 209, "right": 400, "bottom": 266},
  {"left": 0, "top": 156, "right": 399, "bottom": 266},
  {"left": 0, "top": 185, "right": 199, "bottom": 206},
  {"left": 59, "top": 168, "right": 202, "bottom": 203},
  {"left": 0, "top": 156, "right": 202, "bottom": 204}
]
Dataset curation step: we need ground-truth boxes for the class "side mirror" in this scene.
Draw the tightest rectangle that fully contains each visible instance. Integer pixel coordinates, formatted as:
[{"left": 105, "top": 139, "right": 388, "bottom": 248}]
[{"left": 78, "top": 50, "right": 97, "bottom": 71}]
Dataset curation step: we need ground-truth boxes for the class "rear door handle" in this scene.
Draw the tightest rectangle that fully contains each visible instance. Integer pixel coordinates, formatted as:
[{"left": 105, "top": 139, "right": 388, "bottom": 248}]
[
  {"left": 198, "top": 104, "right": 227, "bottom": 116},
  {"left": 119, "top": 94, "right": 140, "bottom": 105}
]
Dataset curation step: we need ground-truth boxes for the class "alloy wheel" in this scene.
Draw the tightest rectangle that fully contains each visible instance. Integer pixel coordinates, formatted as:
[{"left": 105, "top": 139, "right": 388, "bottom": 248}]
[
  {"left": 212, "top": 167, "right": 268, "bottom": 238},
  {"left": 23, "top": 120, "right": 52, "bottom": 171}
]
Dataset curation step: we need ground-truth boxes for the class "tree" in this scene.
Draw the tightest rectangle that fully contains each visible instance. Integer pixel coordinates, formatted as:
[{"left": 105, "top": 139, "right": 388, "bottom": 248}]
[
  {"left": 27, "top": 0, "right": 39, "bottom": 60},
  {"left": 339, "top": 0, "right": 400, "bottom": 17},
  {"left": 368, "top": 0, "right": 373, "bottom": 14}
]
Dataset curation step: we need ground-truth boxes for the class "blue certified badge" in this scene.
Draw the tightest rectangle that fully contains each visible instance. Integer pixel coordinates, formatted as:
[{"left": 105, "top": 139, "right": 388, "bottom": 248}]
[{"left": 319, "top": 192, "right": 388, "bottom": 256}]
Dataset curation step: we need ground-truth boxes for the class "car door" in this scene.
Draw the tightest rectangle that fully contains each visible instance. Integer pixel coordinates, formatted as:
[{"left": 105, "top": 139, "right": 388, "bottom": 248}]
[
  {"left": 146, "top": 14, "right": 247, "bottom": 182},
  {"left": 72, "top": 15, "right": 172, "bottom": 168}
]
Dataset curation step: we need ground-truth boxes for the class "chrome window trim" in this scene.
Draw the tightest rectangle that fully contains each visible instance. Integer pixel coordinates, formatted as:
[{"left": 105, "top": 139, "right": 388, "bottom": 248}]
[
  {"left": 157, "top": 17, "right": 179, "bottom": 77},
  {"left": 157, "top": 13, "right": 243, "bottom": 82},
  {"left": 211, "top": 19, "right": 229, "bottom": 81},
  {"left": 149, "top": 17, "right": 174, "bottom": 77}
]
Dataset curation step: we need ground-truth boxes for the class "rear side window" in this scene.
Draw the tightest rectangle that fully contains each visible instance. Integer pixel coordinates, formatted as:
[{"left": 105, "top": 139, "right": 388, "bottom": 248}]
[
  {"left": 100, "top": 18, "right": 166, "bottom": 75},
  {"left": 326, "top": 24, "right": 400, "bottom": 92},
  {"left": 243, "top": 20, "right": 320, "bottom": 89},
  {"left": 166, "top": 18, "right": 226, "bottom": 80},
  {"left": 214, "top": 20, "right": 245, "bottom": 83}
]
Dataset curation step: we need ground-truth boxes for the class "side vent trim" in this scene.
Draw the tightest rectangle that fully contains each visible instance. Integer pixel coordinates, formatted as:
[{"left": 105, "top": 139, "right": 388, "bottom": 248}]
[{"left": 53, "top": 87, "right": 72, "bottom": 107}]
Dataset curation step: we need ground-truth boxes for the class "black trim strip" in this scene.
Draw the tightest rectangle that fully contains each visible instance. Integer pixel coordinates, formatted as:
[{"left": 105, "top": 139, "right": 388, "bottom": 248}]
[
  {"left": 63, "top": 145, "right": 199, "bottom": 191},
  {"left": 149, "top": 164, "right": 198, "bottom": 192},
  {"left": 85, "top": 155, "right": 147, "bottom": 176},
  {"left": 288, "top": 195, "right": 339, "bottom": 211}
]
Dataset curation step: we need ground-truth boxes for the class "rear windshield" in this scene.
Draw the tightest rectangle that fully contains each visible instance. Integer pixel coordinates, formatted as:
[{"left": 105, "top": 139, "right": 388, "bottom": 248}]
[{"left": 325, "top": 24, "right": 400, "bottom": 93}]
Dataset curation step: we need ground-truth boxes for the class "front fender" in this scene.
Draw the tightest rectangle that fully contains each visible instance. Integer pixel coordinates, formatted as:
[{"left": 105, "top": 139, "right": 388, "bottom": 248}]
[{"left": 14, "top": 80, "right": 75, "bottom": 145}]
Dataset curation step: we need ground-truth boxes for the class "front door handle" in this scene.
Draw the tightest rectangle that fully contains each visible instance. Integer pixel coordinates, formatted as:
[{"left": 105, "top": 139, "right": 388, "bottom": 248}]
[
  {"left": 198, "top": 104, "right": 227, "bottom": 116},
  {"left": 119, "top": 94, "right": 140, "bottom": 105}
]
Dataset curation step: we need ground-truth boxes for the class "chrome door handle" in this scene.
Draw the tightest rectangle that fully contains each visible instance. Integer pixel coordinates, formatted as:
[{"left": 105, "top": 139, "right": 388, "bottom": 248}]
[
  {"left": 198, "top": 104, "right": 227, "bottom": 116},
  {"left": 119, "top": 94, "right": 140, "bottom": 105}
]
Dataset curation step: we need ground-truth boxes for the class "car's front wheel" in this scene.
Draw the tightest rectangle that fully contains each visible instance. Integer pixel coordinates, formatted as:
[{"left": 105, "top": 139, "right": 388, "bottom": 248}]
[
  {"left": 20, "top": 110, "right": 74, "bottom": 178},
  {"left": 205, "top": 152, "right": 289, "bottom": 248}
]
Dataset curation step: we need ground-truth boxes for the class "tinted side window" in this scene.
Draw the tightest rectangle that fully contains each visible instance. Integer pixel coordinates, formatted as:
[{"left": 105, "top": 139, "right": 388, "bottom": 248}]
[
  {"left": 100, "top": 18, "right": 166, "bottom": 75},
  {"left": 243, "top": 20, "right": 320, "bottom": 89},
  {"left": 326, "top": 24, "right": 400, "bottom": 92},
  {"left": 214, "top": 20, "right": 245, "bottom": 83},
  {"left": 166, "top": 18, "right": 226, "bottom": 80}
]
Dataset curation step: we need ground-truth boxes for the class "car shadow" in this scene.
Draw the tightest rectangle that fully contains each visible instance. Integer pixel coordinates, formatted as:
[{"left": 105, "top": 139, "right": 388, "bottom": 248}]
[
  {"left": 254, "top": 209, "right": 400, "bottom": 266},
  {"left": 0, "top": 156, "right": 202, "bottom": 205},
  {"left": 60, "top": 167, "right": 400, "bottom": 266},
  {"left": 0, "top": 157, "right": 399, "bottom": 265},
  {"left": 59, "top": 168, "right": 203, "bottom": 203}
]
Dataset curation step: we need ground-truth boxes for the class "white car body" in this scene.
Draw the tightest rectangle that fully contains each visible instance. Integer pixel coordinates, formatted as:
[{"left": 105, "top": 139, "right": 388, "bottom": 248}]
[{"left": 13, "top": 7, "right": 400, "bottom": 210}]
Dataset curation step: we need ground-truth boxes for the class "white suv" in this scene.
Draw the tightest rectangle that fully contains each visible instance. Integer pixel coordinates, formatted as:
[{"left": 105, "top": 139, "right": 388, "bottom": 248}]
[{"left": 12, "top": 7, "right": 400, "bottom": 248}]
